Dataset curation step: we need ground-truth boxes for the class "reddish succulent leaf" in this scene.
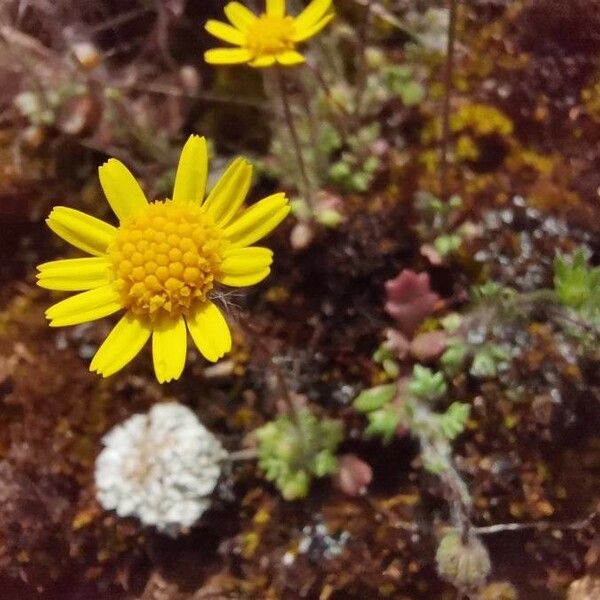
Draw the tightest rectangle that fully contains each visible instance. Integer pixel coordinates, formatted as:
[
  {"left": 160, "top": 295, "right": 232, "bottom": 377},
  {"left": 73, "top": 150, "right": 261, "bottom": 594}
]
[
  {"left": 385, "top": 270, "right": 440, "bottom": 336},
  {"left": 410, "top": 331, "right": 448, "bottom": 362},
  {"left": 383, "top": 328, "right": 411, "bottom": 359},
  {"left": 334, "top": 454, "right": 373, "bottom": 496}
]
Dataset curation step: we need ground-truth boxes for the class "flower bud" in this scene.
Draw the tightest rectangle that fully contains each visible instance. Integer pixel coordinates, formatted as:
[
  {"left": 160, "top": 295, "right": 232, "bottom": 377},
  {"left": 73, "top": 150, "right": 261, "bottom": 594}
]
[{"left": 436, "top": 531, "right": 491, "bottom": 590}]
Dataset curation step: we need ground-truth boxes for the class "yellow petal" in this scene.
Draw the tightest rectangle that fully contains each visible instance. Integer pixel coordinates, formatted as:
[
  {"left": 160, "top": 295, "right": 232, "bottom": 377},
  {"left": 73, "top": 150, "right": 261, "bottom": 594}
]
[
  {"left": 224, "top": 1, "right": 258, "bottom": 31},
  {"left": 292, "top": 13, "right": 334, "bottom": 42},
  {"left": 98, "top": 159, "right": 148, "bottom": 221},
  {"left": 218, "top": 246, "right": 273, "bottom": 286},
  {"left": 267, "top": 0, "right": 285, "bottom": 17},
  {"left": 152, "top": 317, "right": 187, "bottom": 383},
  {"left": 250, "top": 55, "right": 276, "bottom": 68},
  {"left": 46, "top": 206, "right": 116, "bottom": 257},
  {"left": 46, "top": 284, "right": 122, "bottom": 327},
  {"left": 222, "top": 193, "right": 290, "bottom": 247},
  {"left": 294, "top": 0, "right": 332, "bottom": 30},
  {"left": 276, "top": 50, "right": 306, "bottom": 65},
  {"left": 202, "top": 157, "right": 252, "bottom": 226},
  {"left": 205, "top": 48, "right": 253, "bottom": 65},
  {"left": 186, "top": 301, "right": 232, "bottom": 363},
  {"left": 220, "top": 268, "right": 271, "bottom": 287},
  {"left": 205, "top": 19, "right": 246, "bottom": 45},
  {"left": 37, "top": 257, "right": 112, "bottom": 291},
  {"left": 172, "top": 135, "right": 209, "bottom": 204},
  {"left": 90, "top": 313, "right": 151, "bottom": 377}
]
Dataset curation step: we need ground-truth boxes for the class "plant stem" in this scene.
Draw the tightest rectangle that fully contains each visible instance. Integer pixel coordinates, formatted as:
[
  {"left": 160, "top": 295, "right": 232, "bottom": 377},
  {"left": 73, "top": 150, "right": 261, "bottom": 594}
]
[
  {"left": 225, "top": 448, "right": 258, "bottom": 462},
  {"left": 295, "top": 75, "right": 323, "bottom": 177},
  {"left": 353, "top": 0, "right": 373, "bottom": 118},
  {"left": 472, "top": 510, "right": 597, "bottom": 535},
  {"left": 276, "top": 67, "right": 315, "bottom": 212},
  {"left": 440, "top": 0, "right": 458, "bottom": 199},
  {"left": 305, "top": 62, "right": 352, "bottom": 133}
]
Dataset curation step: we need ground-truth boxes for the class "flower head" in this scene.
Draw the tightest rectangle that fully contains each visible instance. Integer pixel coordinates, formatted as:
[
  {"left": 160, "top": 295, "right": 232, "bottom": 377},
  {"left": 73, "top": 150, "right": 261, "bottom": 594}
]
[
  {"left": 204, "top": 0, "right": 334, "bottom": 68},
  {"left": 37, "top": 135, "right": 290, "bottom": 382},
  {"left": 95, "top": 402, "right": 227, "bottom": 536}
]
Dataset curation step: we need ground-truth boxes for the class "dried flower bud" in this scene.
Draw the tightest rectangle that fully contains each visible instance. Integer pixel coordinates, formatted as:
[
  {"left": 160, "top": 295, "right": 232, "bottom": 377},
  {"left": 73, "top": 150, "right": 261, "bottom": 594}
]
[
  {"left": 57, "top": 95, "right": 102, "bottom": 136},
  {"left": 71, "top": 41, "right": 103, "bottom": 70},
  {"left": 480, "top": 581, "right": 518, "bottom": 600},
  {"left": 22, "top": 125, "right": 46, "bottom": 149},
  {"left": 436, "top": 531, "right": 491, "bottom": 591},
  {"left": 179, "top": 66, "right": 201, "bottom": 94},
  {"left": 290, "top": 222, "right": 314, "bottom": 250}
]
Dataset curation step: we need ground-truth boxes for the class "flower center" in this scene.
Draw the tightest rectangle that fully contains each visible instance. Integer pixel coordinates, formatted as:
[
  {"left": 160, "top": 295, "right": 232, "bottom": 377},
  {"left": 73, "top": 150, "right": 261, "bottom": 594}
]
[
  {"left": 108, "top": 200, "right": 223, "bottom": 321},
  {"left": 246, "top": 15, "right": 295, "bottom": 56}
]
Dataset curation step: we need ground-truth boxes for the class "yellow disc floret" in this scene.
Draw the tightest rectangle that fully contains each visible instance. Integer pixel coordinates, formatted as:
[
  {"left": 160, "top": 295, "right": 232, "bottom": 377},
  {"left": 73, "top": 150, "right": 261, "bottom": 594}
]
[
  {"left": 246, "top": 15, "right": 295, "bottom": 57},
  {"left": 108, "top": 201, "right": 223, "bottom": 320}
]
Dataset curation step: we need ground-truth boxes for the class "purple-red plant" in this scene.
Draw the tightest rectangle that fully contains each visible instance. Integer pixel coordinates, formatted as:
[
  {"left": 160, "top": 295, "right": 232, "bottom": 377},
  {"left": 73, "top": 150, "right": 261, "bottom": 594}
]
[
  {"left": 334, "top": 454, "right": 373, "bottom": 496},
  {"left": 385, "top": 270, "right": 440, "bottom": 336}
]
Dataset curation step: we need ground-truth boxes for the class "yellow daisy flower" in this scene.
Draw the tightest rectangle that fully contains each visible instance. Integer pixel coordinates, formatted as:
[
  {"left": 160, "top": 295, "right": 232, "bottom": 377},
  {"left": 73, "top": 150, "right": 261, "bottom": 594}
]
[
  {"left": 204, "top": 0, "right": 334, "bottom": 68},
  {"left": 37, "top": 136, "right": 290, "bottom": 383}
]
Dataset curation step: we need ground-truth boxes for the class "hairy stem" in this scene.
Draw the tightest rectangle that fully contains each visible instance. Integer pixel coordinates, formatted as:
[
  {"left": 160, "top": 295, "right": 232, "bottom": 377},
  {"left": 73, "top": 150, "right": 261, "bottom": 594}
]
[{"left": 276, "top": 67, "right": 315, "bottom": 212}]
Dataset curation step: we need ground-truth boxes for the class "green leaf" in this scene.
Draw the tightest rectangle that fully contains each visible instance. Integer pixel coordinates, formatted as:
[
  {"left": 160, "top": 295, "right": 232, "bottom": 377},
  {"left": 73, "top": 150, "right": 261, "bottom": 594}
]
[
  {"left": 448, "top": 194, "right": 463, "bottom": 208},
  {"left": 554, "top": 247, "right": 600, "bottom": 316},
  {"left": 470, "top": 348, "right": 497, "bottom": 378},
  {"left": 255, "top": 410, "right": 344, "bottom": 501},
  {"left": 281, "top": 470, "right": 310, "bottom": 500},
  {"left": 434, "top": 234, "right": 462, "bottom": 257},
  {"left": 382, "top": 358, "right": 400, "bottom": 378},
  {"left": 363, "top": 156, "right": 381, "bottom": 174},
  {"left": 365, "top": 407, "right": 401, "bottom": 443},
  {"left": 439, "top": 402, "right": 470, "bottom": 439},
  {"left": 353, "top": 384, "right": 397, "bottom": 412},
  {"left": 440, "top": 313, "right": 462, "bottom": 333},
  {"left": 408, "top": 365, "right": 447, "bottom": 401},
  {"left": 400, "top": 80, "right": 426, "bottom": 106},
  {"left": 316, "top": 209, "right": 344, "bottom": 228},
  {"left": 373, "top": 344, "right": 395, "bottom": 363},
  {"left": 313, "top": 450, "right": 338, "bottom": 477},
  {"left": 440, "top": 339, "right": 468, "bottom": 376},
  {"left": 329, "top": 161, "right": 352, "bottom": 181},
  {"left": 350, "top": 172, "right": 370, "bottom": 192},
  {"left": 290, "top": 198, "right": 312, "bottom": 221}
]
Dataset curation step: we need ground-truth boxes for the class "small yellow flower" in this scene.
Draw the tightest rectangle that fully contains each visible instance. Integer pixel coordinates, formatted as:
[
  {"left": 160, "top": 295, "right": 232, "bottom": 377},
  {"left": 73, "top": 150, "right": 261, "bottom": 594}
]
[
  {"left": 38, "top": 136, "right": 290, "bottom": 383},
  {"left": 204, "top": 0, "right": 334, "bottom": 68}
]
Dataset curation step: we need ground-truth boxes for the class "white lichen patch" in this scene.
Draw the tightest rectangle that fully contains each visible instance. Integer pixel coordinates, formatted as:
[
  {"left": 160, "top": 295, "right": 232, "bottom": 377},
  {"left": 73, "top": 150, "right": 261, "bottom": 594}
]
[{"left": 95, "top": 402, "right": 227, "bottom": 536}]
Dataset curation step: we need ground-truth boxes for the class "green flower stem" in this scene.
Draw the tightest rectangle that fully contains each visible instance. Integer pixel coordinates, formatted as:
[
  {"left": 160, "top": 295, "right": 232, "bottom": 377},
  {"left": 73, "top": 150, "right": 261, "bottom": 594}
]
[
  {"left": 276, "top": 67, "right": 315, "bottom": 212},
  {"left": 306, "top": 61, "right": 352, "bottom": 125},
  {"left": 295, "top": 75, "right": 324, "bottom": 179}
]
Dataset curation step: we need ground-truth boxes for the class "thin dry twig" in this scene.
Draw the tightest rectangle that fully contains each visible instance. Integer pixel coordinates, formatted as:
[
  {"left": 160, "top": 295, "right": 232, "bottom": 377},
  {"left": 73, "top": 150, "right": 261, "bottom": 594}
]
[{"left": 472, "top": 511, "right": 598, "bottom": 536}]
